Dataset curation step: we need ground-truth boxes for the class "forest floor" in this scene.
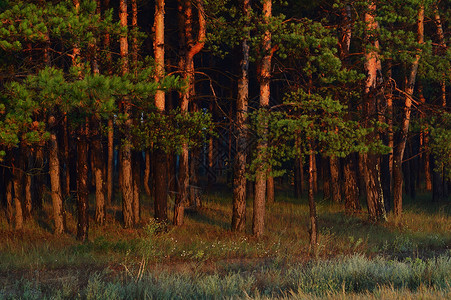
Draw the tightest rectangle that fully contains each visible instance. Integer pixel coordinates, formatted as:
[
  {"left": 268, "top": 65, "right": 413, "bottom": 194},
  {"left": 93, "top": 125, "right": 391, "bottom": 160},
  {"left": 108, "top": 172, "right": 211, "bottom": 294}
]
[{"left": 1, "top": 183, "right": 450, "bottom": 299}]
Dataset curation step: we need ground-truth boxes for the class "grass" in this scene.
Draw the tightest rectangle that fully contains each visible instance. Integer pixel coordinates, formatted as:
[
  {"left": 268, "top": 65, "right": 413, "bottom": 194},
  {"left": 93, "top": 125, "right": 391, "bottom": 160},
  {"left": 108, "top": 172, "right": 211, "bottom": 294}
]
[{"left": 0, "top": 184, "right": 450, "bottom": 299}]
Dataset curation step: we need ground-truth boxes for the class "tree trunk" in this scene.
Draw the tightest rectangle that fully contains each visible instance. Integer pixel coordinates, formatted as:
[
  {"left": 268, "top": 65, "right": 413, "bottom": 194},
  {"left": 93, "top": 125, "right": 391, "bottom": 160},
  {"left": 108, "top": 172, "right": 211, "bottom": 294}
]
[
  {"left": 6, "top": 174, "right": 13, "bottom": 226},
  {"left": 343, "top": 154, "right": 361, "bottom": 213},
  {"left": 107, "top": 118, "right": 114, "bottom": 206},
  {"left": 92, "top": 117, "right": 106, "bottom": 225},
  {"left": 144, "top": 151, "right": 151, "bottom": 196},
  {"left": 76, "top": 125, "right": 89, "bottom": 242},
  {"left": 48, "top": 124, "right": 65, "bottom": 234},
  {"left": 174, "top": 0, "right": 206, "bottom": 225},
  {"left": 267, "top": 174, "right": 275, "bottom": 205},
  {"left": 393, "top": 5, "right": 423, "bottom": 219},
  {"left": 12, "top": 150, "right": 24, "bottom": 230},
  {"left": 308, "top": 149, "right": 318, "bottom": 255},
  {"left": 154, "top": 0, "right": 168, "bottom": 222},
  {"left": 363, "top": 2, "right": 386, "bottom": 222},
  {"left": 252, "top": 0, "right": 272, "bottom": 238},
  {"left": 322, "top": 158, "right": 331, "bottom": 200},
  {"left": 132, "top": 151, "right": 141, "bottom": 224},
  {"left": 330, "top": 156, "right": 341, "bottom": 203},
  {"left": 231, "top": 12, "right": 249, "bottom": 229},
  {"left": 119, "top": 0, "right": 134, "bottom": 228}
]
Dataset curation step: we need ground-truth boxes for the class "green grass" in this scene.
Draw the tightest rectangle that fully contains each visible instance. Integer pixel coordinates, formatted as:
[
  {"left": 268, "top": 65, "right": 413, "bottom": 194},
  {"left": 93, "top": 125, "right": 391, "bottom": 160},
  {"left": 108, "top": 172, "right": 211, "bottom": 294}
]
[{"left": 0, "top": 186, "right": 450, "bottom": 298}]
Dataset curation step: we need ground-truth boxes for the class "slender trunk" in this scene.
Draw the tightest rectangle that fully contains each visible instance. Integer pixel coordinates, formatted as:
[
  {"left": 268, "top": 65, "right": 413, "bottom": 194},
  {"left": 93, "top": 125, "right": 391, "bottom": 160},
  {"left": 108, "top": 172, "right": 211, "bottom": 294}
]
[
  {"left": 61, "top": 116, "right": 71, "bottom": 198},
  {"left": 144, "top": 151, "right": 151, "bottom": 196},
  {"left": 119, "top": 0, "right": 134, "bottom": 228},
  {"left": 24, "top": 169, "right": 32, "bottom": 218},
  {"left": 76, "top": 125, "right": 89, "bottom": 242},
  {"left": 393, "top": 5, "right": 423, "bottom": 219},
  {"left": 132, "top": 151, "right": 141, "bottom": 224},
  {"left": 92, "top": 117, "right": 106, "bottom": 225},
  {"left": 107, "top": 118, "right": 114, "bottom": 206},
  {"left": 154, "top": 0, "right": 168, "bottom": 222},
  {"left": 48, "top": 122, "right": 65, "bottom": 234},
  {"left": 231, "top": 11, "right": 250, "bottom": 229},
  {"left": 252, "top": 0, "right": 272, "bottom": 238},
  {"left": 322, "top": 158, "right": 331, "bottom": 200},
  {"left": 131, "top": 0, "right": 138, "bottom": 73},
  {"left": 308, "top": 148, "right": 318, "bottom": 255}
]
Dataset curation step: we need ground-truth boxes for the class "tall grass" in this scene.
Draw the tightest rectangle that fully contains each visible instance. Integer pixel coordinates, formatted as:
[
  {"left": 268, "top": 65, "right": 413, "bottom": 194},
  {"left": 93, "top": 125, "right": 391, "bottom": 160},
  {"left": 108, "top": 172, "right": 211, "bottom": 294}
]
[{"left": 1, "top": 254, "right": 450, "bottom": 299}]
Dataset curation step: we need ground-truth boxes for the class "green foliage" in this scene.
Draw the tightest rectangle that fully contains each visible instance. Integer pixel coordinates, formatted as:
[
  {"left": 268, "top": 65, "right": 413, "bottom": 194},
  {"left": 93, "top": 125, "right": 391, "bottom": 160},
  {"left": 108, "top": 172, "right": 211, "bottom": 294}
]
[{"left": 429, "top": 113, "right": 451, "bottom": 180}]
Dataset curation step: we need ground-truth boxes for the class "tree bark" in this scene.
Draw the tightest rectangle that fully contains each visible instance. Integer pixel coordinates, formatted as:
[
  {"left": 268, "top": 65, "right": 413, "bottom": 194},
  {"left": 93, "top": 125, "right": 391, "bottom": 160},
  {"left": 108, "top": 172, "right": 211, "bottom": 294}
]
[
  {"left": 267, "top": 173, "right": 274, "bottom": 205},
  {"left": 119, "top": 0, "right": 134, "bottom": 228},
  {"left": 343, "top": 154, "right": 361, "bottom": 213},
  {"left": 174, "top": 0, "right": 206, "bottom": 225},
  {"left": 308, "top": 148, "right": 318, "bottom": 255},
  {"left": 231, "top": 9, "right": 250, "bottom": 229},
  {"left": 107, "top": 118, "right": 114, "bottom": 207},
  {"left": 12, "top": 150, "right": 24, "bottom": 230},
  {"left": 76, "top": 125, "right": 89, "bottom": 242},
  {"left": 393, "top": 5, "right": 423, "bottom": 219},
  {"left": 132, "top": 151, "right": 141, "bottom": 224},
  {"left": 252, "top": 0, "right": 272, "bottom": 238},
  {"left": 363, "top": 2, "right": 386, "bottom": 222},
  {"left": 144, "top": 151, "right": 151, "bottom": 196},
  {"left": 330, "top": 156, "right": 341, "bottom": 203},
  {"left": 154, "top": 0, "right": 168, "bottom": 222},
  {"left": 92, "top": 117, "right": 106, "bottom": 225},
  {"left": 5, "top": 174, "right": 13, "bottom": 226},
  {"left": 48, "top": 123, "right": 65, "bottom": 234}
]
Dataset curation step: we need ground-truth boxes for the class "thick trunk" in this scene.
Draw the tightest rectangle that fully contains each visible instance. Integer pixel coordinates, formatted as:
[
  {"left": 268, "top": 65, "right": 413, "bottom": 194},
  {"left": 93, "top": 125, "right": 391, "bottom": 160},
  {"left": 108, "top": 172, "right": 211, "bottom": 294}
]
[
  {"left": 49, "top": 128, "right": 65, "bottom": 234},
  {"left": 393, "top": 5, "right": 423, "bottom": 218},
  {"left": 343, "top": 154, "right": 361, "bottom": 213},
  {"left": 266, "top": 174, "right": 274, "bottom": 205},
  {"left": 252, "top": 0, "right": 272, "bottom": 238},
  {"left": 76, "top": 127, "right": 89, "bottom": 242},
  {"left": 363, "top": 3, "right": 386, "bottom": 222}
]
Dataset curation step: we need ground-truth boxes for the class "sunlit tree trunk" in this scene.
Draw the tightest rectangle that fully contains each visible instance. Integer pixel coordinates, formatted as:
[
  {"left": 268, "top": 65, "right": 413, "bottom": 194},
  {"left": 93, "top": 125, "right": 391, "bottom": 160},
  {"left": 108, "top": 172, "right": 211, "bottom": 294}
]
[
  {"left": 12, "top": 150, "right": 24, "bottom": 230},
  {"left": 92, "top": 117, "right": 106, "bottom": 225},
  {"left": 253, "top": 0, "right": 272, "bottom": 237},
  {"left": 232, "top": 0, "right": 250, "bottom": 230},
  {"left": 363, "top": 2, "right": 386, "bottom": 222},
  {"left": 119, "top": 0, "right": 134, "bottom": 228},
  {"left": 48, "top": 118, "right": 65, "bottom": 234},
  {"left": 330, "top": 156, "right": 341, "bottom": 203},
  {"left": 393, "top": 4, "right": 423, "bottom": 219}
]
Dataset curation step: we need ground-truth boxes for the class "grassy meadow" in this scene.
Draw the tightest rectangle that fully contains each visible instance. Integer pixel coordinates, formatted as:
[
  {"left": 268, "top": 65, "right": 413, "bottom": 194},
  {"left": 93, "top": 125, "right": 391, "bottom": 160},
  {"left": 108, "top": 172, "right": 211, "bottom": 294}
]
[{"left": 0, "top": 184, "right": 450, "bottom": 299}]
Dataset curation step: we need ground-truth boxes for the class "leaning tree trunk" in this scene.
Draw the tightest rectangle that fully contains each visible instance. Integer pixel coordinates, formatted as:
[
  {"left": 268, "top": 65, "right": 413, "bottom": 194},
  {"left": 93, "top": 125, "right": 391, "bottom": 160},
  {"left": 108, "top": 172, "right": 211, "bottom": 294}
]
[
  {"left": 393, "top": 5, "right": 423, "bottom": 219},
  {"left": 252, "top": 0, "right": 272, "bottom": 238},
  {"left": 232, "top": 0, "right": 250, "bottom": 230}
]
